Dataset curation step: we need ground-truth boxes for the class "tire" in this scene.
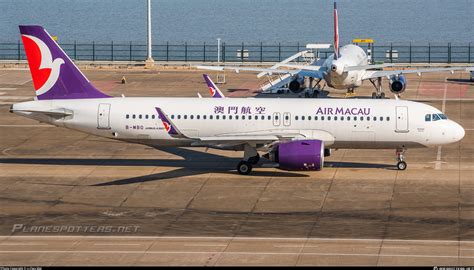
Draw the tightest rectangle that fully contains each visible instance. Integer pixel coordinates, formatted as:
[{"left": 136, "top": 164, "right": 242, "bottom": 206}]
[
  {"left": 372, "top": 92, "right": 377, "bottom": 99},
  {"left": 397, "top": 161, "right": 407, "bottom": 170},
  {"left": 237, "top": 161, "right": 252, "bottom": 175},
  {"left": 381, "top": 92, "right": 385, "bottom": 99}
]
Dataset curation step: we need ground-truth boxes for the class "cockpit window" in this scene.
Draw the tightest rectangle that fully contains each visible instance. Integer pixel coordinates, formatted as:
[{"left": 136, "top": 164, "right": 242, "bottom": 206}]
[
  {"left": 432, "top": 114, "right": 441, "bottom": 121},
  {"left": 439, "top": 114, "right": 447, "bottom": 120},
  {"left": 425, "top": 114, "right": 431, "bottom": 121}
]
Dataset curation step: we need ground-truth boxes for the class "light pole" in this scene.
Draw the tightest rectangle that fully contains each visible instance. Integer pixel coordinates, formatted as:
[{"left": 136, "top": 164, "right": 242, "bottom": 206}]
[{"left": 145, "top": 0, "right": 155, "bottom": 67}]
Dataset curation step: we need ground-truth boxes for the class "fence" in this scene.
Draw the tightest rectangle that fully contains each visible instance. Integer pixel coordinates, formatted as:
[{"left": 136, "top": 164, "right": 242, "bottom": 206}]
[{"left": 0, "top": 41, "right": 472, "bottom": 64}]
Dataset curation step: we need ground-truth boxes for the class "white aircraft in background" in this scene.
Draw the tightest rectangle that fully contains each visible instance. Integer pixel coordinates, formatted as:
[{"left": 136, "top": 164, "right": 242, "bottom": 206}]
[
  {"left": 11, "top": 25, "right": 465, "bottom": 175},
  {"left": 197, "top": 1, "right": 470, "bottom": 98}
]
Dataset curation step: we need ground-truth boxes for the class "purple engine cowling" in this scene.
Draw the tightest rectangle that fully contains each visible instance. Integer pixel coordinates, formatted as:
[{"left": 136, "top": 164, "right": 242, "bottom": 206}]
[{"left": 273, "top": 140, "right": 324, "bottom": 171}]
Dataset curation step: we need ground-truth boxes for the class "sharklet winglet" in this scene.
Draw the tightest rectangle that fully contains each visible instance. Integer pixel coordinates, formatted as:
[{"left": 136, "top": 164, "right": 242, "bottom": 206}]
[
  {"left": 155, "top": 107, "right": 188, "bottom": 138},
  {"left": 203, "top": 74, "right": 225, "bottom": 98}
]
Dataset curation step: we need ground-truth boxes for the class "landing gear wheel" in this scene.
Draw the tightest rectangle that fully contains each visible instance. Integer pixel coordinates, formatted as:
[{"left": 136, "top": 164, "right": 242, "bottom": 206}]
[
  {"left": 397, "top": 161, "right": 407, "bottom": 170},
  {"left": 372, "top": 92, "right": 377, "bottom": 99},
  {"left": 237, "top": 161, "right": 252, "bottom": 175},
  {"left": 380, "top": 92, "right": 385, "bottom": 99}
]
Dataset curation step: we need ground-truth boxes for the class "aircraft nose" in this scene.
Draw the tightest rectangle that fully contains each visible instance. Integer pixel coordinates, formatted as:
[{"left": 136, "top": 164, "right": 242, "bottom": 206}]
[{"left": 450, "top": 120, "right": 465, "bottom": 142}]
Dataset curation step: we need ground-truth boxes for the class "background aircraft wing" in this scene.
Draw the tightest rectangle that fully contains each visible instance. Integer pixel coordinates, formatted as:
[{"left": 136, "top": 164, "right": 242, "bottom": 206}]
[
  {"left": 195, "top": 65, "right": 323, "bottom": 78},
  {"left": 361, "top": 67, "right": 469, "bottom": 80}
]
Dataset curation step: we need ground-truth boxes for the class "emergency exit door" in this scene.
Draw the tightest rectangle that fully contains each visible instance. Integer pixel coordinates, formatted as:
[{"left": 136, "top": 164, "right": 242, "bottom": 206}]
[{"left": 97, "top": 103, "right": 111, "bottom": 129}]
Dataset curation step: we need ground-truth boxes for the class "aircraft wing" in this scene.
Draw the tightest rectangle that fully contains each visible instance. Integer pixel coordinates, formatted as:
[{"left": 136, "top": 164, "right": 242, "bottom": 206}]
[
  {"left": 343, "top": 63, "right": 394, "bottom": 72},
  {"left": 195, "top": 65, "right": 323, "bottom": 78},
  {"left": 361, "top": 67, "right": 469, "bottom": 80}
]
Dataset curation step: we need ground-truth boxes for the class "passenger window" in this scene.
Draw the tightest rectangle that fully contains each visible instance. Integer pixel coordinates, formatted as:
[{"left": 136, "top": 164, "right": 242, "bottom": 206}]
[
  {"left": 340, "top": 116, "right": 344, "bottom": 121},
  {"left": 229, "top": 115, "right": 232, "bottom": 120},
  {"left": 367, "top": 116, "right": 370, "bottom": 121},
  {"left": 334, "top": 116, "right": 337, "bottom": 121},
  {"left": 261, "top": 115, "right": 265, "bottom": 120},
  {"left": 274, "top": 115, "right": 278, "bottom": 120},
  {"left": 373, "top": 117, "right": 376, "bottom": 121},
  {"left": 432, "top": 114, "right": 441, "bottom": 121},
  {"left": 380, "top": 116, "right": 383, "bottom": 121},
  {"left": 321, "top": 116, "right": 325, "bottom": 121},
  {"left": 132, "top": 115, "right": 136, "bottom": 119},
  {"left": 315, "top": 116, "right": 318, "bottom": 120},
  {"left": 177, "top": 115, "right": 181, "bottom": 120},
  {"left": 308, "top": 116, "right": 312, "bottom": 120},
  {"left": 347, "top": 116, "right": 350, "bottom": 121},
  {"left": 295, "top": 116, "right": 299, "bottom": 120},
  {"left": 184, "top": 115, "right": 188, "bottom": 120},
  {"left": 236, "top": 115, "right": 239, "bottom": 120},
  {"left": 360, "top": 116, "right": 363, "bottom": 121},
  {"left": 223, "top": 115, "right": 226, "bottom": 120},
  {"left": 203, "top": 115, "right": 207, "bottom": 120},
  {"left": 152, "top": 115, "right": 156, "bottom": 119},
  {"left": 145, "top": 115, "right": 149, "bottom": 119},
  {"left": 254, "top": 115, "right": 258, "bottom": 120},
  {"left": 139, "top": 115, "right": 142, "bottom": 119},
  {"left": 216, "top": 115, "right": 220, "bottom": 120},
  {"left": 267, "top": 115, "right": 271, "bottom": 120},
  {"left": 386, "top": 117, "right": 390, "bottom": 121},
  {"left": 328, "top": 116, "right": 331, "bottom": 121},
  {"left": 302, "top": 116, "right": 305, "bottom": 120},
  {"left": 354, "top": 116, "right": 357, "bottom": 121},
  {"left": 242, "top": 115, "right": 246, "bottom": 120},
  {"left": 126, "top": 114, "right": 129, "bottom": 119},
  {"left": 210, "top": 115, "right": 213, "bottom": 120},
  {"left": 285, "top": 115, "right": 289, "bottom": 120},
  {"left": 190, "top": 115, "right": 194, "bottom": 120}
]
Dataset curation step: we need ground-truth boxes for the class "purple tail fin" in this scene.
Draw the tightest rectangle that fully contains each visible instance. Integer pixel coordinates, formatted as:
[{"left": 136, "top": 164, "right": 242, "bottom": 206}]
[
  {"left": 19, "top": 25, "right": 110, "bottom": 100},
  {"left": 203, "top": 74, "right": 225, "bottom": 98}
]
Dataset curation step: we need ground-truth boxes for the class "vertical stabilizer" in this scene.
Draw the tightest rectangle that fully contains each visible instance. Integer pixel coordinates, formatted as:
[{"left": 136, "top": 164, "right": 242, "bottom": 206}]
[{"left": 19, "top": 25, "right": 110, "bottom": 100}]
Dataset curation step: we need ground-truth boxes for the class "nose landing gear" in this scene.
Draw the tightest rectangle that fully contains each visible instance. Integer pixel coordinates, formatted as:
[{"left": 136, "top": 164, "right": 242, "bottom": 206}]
[{"left": 396, "top": 148, "right": 407, "bottom": 170}]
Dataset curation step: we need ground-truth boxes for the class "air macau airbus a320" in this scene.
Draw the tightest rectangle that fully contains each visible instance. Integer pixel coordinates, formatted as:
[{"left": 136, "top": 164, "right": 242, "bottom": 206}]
[{"left": 10, "top": 25, "right": 465, "bottom": 174}]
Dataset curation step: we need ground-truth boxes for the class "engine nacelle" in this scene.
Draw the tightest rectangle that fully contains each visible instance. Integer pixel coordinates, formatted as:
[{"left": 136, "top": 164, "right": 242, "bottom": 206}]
[
  {"left": 266, "top": 140, "right": 324, "bottom": 171},
  {"left": 288, "top": 76, "right": 305, "bottom": 93},
  {"left": 388, "top": 74, "right": 407, "bottom": 94}
]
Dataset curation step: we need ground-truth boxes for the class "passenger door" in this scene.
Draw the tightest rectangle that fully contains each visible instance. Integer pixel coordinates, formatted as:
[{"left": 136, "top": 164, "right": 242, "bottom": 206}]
[
  {"left": 395, "top": 106, "right": 409, "bottom": 133},
  {"left": 97, "top": 103, "right": 111, "bottom": 129}
]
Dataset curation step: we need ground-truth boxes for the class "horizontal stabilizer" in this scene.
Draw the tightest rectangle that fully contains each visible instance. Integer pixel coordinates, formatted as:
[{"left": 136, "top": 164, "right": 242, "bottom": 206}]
[{"left": 10, "top": 108, "right": 73, "bottom": 117}]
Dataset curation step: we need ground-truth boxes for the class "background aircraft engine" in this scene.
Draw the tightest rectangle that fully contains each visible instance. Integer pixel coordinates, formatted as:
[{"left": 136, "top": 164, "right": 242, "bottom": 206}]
[
  {"left": 288, "top": 76, "right": 305, "bottom": 93},
  {"left": 265, "top": 140, "right": 324, "bottom": 171},
  {"left": 388, "top": 74, "right": 407, "bottom": 94}
]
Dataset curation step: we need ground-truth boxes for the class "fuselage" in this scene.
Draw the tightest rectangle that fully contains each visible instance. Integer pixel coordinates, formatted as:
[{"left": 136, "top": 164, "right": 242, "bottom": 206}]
[
  {"left": 322, "top": 44, "right": 368, "bottom": 89},
  {"left": 12, "top": 97, "right": 465, "bottom": 150}
]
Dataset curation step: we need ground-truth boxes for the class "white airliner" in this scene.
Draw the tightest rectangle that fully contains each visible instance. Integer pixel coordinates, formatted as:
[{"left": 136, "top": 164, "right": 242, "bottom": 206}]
[
  {"left": 10, "top": 25, "right": 465, "bottom": 175},
  {"left": 197, "top": 1, "right": 470, "bottom": 98}
]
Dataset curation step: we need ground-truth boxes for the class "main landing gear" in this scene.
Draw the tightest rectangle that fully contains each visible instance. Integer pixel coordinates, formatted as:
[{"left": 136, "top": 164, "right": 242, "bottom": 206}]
[
  {"left": 369, "top": 77, "right": 385, "bottom": 99},
  {"left": 344, "top": 87, "right": 355, "bottom": 98},
  {"left": 396, "top": 148, "right": 407, "bottom": 170},
  {"left": 237, "top": 144, "right": 260, "bottom": 175}
]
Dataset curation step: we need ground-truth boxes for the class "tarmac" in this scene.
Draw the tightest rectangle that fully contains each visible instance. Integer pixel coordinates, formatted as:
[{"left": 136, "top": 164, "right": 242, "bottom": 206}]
[{"left": 0, "top": 67, "right": 473, "bottom": 266}]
